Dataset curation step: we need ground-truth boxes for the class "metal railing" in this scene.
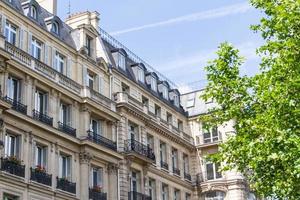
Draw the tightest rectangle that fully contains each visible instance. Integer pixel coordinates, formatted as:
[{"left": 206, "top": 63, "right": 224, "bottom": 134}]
[
  {"left": 89, "top": 188, "right": 107, "bottom": 200},
  {"left": 32, "top": 109, "right": 53, "bottom": 126},
  {"left": 184, "top": 172, "right": 192, "bottom": 181},
  {"left": 128, "top": 191, "right": 151, "bottom": 200},
  {"left": 3, "top": 96, "right": 27, "bottom": 114},
  {"left": 124, "top": 139, "right": 155, "bottom": 161},
  {"left": 30, "top": 168, "right": 52, "bottom": 186},
  {"left": 173, "top": 167, "right": 180, "bottom": 176},
  {"left": 58, "top": 121, "right": 76, "bottom": 137},
  {"left": 87, "top": 131, "right": 117, "bottom": 151},
  {"left": 160, "top": 161, "right": 169, "bottom": 170},
  {"left": 0, "top": 157, "right": 25, "bottom": 177},
  {"left": 56, "top": 177, "right": 76, "bottom": 194}
]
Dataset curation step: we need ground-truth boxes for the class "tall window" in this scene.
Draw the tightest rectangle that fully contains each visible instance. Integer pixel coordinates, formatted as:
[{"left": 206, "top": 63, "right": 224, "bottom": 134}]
[
  {"left": 205, "top": 191, "right": 225, "bottom": 200},
  {"left": 161, "top": 184, "right": 168, "bottom": 200},
  {"left": 203, "top": 125, "right": 219, "bottom": 143},
  {"left": 160, "top": 142, "right": 167, "bottom": 164},
  {"left": 148, "top": 179, "right": 156, "bottom": 199},
  {"left": 34, "top": 90, "right": 48, "bottom": 114},
  {"left": 128, "top": 122, "right": 138, "bottom": 141},
  {"left": 30, "top": 6, "right": 37, "bottom": 19},
  {"left": 183, "top": 154, "right": 189, "bottom": 174},
  {"left": 146, "top": 134, "right": 154, "bottom": 150},
  {"left": 4, "top": 132, "right": 19, "bottom": 158},
  {"left": 137, "top": 67, "right": 144, "bottom": 83},
  {"left": 154, "top": 104, "right": 161, "bottom": 118},
  {"left": 59, "top": 154, "right": 71, "bottom": 180},
  {"left": 162, "top": 86, "right": 168, "bottom": 99},
  {"left": 52, "top": 21, "right": 59, "bottom": 34},
  {"left": 151, "top": 77, "right": 157, "bottom": 92},
  {"left": 86, "top": 35, "right": 92, "bottom": 57},
  {"left": 7, "top": 76, "right": 21, "bottom": 101},
  {"left": 185, "top": 193, "right": 191, "bottom": 200},
  {"left": 5, "top": 21, "right": 17, "bottom": 45},
  {"left": 167, "top": 112, "right": 172, "bottom": 124},
  {"left": 91, "top": 167, "right": 103, "bottom": 188},
  {"left": 174, "top": 189, "right": 180, "bottom": 200},
  {"left": 173, "top": 95, "right": 179, "bottom": 107},
  {"left": 60, "top": 103, "right": 71, "bottom": 125},
  {"left": 206, "top": 159, "right": 222, "bottom": 180},
  {"left": 90, "top": 118, "right": 102, "bottom": 136},
  {"left": 54, "top": 52, "right": 64, "bottom": 73},
  {"left": 3, "top": 193, "right": 19, "bottom": 200},
  {"left": 130, "top": 171, "right": 139, "bottom": 192},
  {"left": 118, "top": 54, "right": 126, "bottom": 70},
  {"left": 178, "top": 120, "right": 183, "bottom": 132},
  {"left": 31, "top": 38, "right": 42, "bottom": 60},
  {"left": 172, "top": 148, "right": 178, "bottom": 170},
  {"left": 87, "top": 72, "right": 94, "bottom": 89},
  {"left": 142, "top": 96, "right": 149, "bottom": 107},
  {"left": 35, "top": 144, "right": 47, "bottom": 169}
]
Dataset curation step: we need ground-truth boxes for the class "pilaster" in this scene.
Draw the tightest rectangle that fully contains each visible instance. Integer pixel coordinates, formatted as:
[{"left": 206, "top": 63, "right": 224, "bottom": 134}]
[{"left": 79, "top": 151, "right": 92, "bottom": 200}]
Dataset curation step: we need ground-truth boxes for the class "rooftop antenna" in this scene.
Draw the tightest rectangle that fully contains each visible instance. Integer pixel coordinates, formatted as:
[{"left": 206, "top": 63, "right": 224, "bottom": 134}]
[{"left": 67, "top": 0, "right": 71, "bottom": 17}]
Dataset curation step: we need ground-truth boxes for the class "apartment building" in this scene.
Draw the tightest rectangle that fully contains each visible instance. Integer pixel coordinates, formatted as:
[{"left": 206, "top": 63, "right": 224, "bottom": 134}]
[{"left": 0, "top": 0, "right": 250, "bottom": 199}]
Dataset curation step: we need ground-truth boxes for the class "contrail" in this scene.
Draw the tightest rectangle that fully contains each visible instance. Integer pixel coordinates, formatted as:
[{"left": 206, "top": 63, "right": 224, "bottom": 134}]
[{"left": 111, "top": 2, "right": 252, "bottom": 36}]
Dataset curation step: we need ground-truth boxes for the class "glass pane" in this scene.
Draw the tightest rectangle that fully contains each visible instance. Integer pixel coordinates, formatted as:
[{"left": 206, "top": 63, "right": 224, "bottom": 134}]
[{"left": 206, "top": 163, "right": 214, "bottom": 180}]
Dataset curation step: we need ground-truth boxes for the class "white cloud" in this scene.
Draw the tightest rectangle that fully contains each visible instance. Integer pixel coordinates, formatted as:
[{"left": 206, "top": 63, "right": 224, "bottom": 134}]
[{"left": 111, "top": 2, "right": 253, "bottom": 36}]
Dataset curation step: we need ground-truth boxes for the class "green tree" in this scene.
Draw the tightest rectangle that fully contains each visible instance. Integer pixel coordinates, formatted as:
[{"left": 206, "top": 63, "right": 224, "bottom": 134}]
[{"left": 200, "top": 0, "right": 300, "bottom": 199}]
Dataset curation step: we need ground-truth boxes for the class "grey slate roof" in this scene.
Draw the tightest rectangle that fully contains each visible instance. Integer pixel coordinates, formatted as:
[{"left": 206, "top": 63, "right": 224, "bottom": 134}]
[{"left": 6, "top": 0, "right": 76, "bottom": 49}]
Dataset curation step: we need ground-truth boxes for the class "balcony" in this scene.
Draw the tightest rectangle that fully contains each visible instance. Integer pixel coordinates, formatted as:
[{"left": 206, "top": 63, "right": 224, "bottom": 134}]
[
  {"left": 83, "top": 87, "right": 116, "bottom": 111},
  {"left": 184, "top": 172, "right": 192, "bottom": 181},
  {"left": 3, "top": 96, "right": 27, "bottom": 114},
  {"left": 89, "top": 188, "right": 107, "bottom": 200},
  {"left": 87, "top": 131, "right": 117, "bottom": 151},
  {"left": 58, "top": 122, "right": 76, "bottom": 137},
  {"left": 160, "top": 161, "right": 169, "bottom": 171},
  {"left": 0, "top": 157, "right": 25, "bottom": 177},
  {"left": 32, "top": 109, "right": 53, "bottom": 126},
  {"left": 124, "top": 139, "right": 155, "bottom": 162},
  {"left": 56, "top": 177, "right": 76, "bottom": 194},
  {"left": 30, "top": 168, "right": 52, "bottom": 186},
  {"left": 128, "top": 191, "right": 151, "bottom": 200},
  {"left": 173, "top": 167, "right": 180, "bottom": 176}
]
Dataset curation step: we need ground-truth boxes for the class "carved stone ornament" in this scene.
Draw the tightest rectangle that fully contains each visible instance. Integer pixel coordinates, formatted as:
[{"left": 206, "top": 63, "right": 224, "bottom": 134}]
[
  {"left": 107, "top": 162, "right": 119, "bottom": 174},
  {"left": 79, "top": 151, "right": 92, "bottom": 164}
]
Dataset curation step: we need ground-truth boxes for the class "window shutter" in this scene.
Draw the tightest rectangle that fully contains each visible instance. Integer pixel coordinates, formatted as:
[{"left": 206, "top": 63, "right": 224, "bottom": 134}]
[
  {"left": 82, "top": 66, "right": 88, "bottom": 86},
  {"left": 44, "top": 44, "right": 48, "bottom": 65},
  {"left": 67, "top": 106, "right": 71, "bottom": 126},
  {"left": 67, "top": 157, "right": 71, "bottom": 180},
  {"left": 44, "top": 93, "right": 48, "bottom": 115},
  {"left": 16, "top": 136, "right": 20, "bottom": 159},
  {"left": 58, "top": 155, "right": 62, "bottom": 178},
  {"left": 99, "top": 168, "right": 103, "bottom": 186},
  {"left": 98, "top": 121, "right": 102, "bottom": 136},
  {"left": 18, "top": 28, "right": 24, "bottom": 49},
  {"left": 34, "top": 91, "right": 39, "bottom": 111},
  {"left": 66, "top": 57, "right": 72, "bottom": 78},
  {"left": 99, "top": 76, "right": 104, "bottom": 94},
  {"left": 34, "top": 142, "right": 37, "bottom": 166},
  {"left": 28, "top": 32, "right": 32, "bottom": 54},
  {"left": 52, "top": 48, "right": 56, "bottom": 69},
  {"left": 1, "top": 15, "right": 6, "bottom": 35},
  {"left": 43, "top": 147, "right": 47, "bottom": 170}
]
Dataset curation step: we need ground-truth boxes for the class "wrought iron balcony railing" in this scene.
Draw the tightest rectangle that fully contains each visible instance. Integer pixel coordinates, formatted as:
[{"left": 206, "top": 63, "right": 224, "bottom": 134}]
[
  {"left": 173, "top": 167, "right": 180, "bottom": 176},
  {"left": 87, "top": 131, "right": 117, "bottom": 151},
  {"left": 160, "top": 161, "right": 169, "bottom": 170},
  {"left": 124, "top": 139, "right": 155, "bottom": 161},
  {"left": 32, "top": 109, "right": 53, "bottom": 126},
  {"left": 58, "top": 121, "right": 76, "bottom": 137},
  {"left": 184, "top": 172, "right": 192, "bottom": 181},
  {"left": 56, "top": 177, "right": 76, "bottom": 194},
  {"left": 3, "top": 96, "right": 27, "bottom": 114},
  {"left": 128, "top": 191, "right": 151, "bottom": 200},
  {"left": 0, "top": 157, "right": 25, "bottom": 177},
  {"left": 30, "top": 168, "right": 52, "bottom": 186},
  {"left": 89, "top": 188, "right": 107, "bottom": 200}
]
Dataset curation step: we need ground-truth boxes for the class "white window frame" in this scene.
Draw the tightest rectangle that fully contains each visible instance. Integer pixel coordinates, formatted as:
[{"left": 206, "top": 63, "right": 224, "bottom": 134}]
[
  {"left": 30, "top": 6, "right": 37, "bottom": 19},
  {"left": 90, "top": 118, "right": 102, "bottom": 135},
  {"left": 31, "top": 38, "right": 42, "bottom": 60},
  {"left": 3, "top": 193, "right": 19, "bottom": 200},
  {"left": 172, "top": 148, "right": 178, "bottom": 169},
  {"left": 148, "top": 179, "right": 156, "bottom": 199},
  {"left": 203, "top": 126, "right": 219, "bottom": 144},
  {"left": 174, "top": 189, "right": 180, "bottom": 200},
  {"left": 60, "top": 102, "right": 71, "bottom": 126},
  {"left": 151, "top": 77, "right": 157, "bottom": 92},
  {"left": 160, "top": 142, "right": 167, "bottom": 163},
  {"left": 5, "top": 21, "right": 17, "bottom": 45},
  {"left": 91, "top": 167, "right": 103, "bottom": 187},
  {"left": 54, "top": 51, "right": 64, "bottom": 73},
  {"left": 7, "top": 75, "right": 21, "bottom": 101},
  {"left": 34, "top": 90, "right": 48, "bottom": 114},
  {"left": 59, "top": 154, "right": 71, "bottom": 180},
  {"left": 4, "top": 133, "right": 19, "bottom": 158},
  {"left": 118, "top": 53, "right": 126, "bottom": 70},
  {"left": 35, "top": 144, "right": 47, "bottom": 169},
  {"left": 162, "top": 86, "right": 168, "bottom": 99},
  {"left": 52, "top": 21, "right": 59, "bottom": 34},
  {"left": 205, "top": 191, "right": 225, "bottom": 200},
  {"left": 161, "top": 184, "right": 168, "bottom": 200},
  {"left": 205, "top": 160, "right": 222, "bottom": 180},
  {"left": 87, "top": 73, "right": 94, "bottom": 89},
  {"left": 183, "top": 154, "right": 189, "bottom": 174},
  {"left": 137, "top": 67, "right": 144, "bottom": 83}
]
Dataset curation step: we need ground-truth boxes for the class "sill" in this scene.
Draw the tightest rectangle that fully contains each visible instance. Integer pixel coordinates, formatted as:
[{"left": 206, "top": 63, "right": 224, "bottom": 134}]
[
  {"left": 56, "top": 189, "right": 76, "bottom": 197},
  {"left": 30, "top": 180, "right": 52, "bottom": 189},
  {"left": 0, "top": 171, "right": 25, "bottom": 181}
]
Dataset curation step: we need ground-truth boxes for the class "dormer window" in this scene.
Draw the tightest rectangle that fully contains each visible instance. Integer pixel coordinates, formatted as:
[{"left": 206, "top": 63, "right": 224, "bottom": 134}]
[
  {"left": 174, "top": 95, "right": 179, "bottom": 107},
  {"left": 162, "top": 86, "right": 168, "bottom": 99},
  {"left": 112, "top": 49, "right": 127, "bottom": 71},
  {"left": 150, "top": 77, "right": 157, "bottom": 92},
  {"left": 86, "top": 35, "right": 92, "bottom": 57},
  {"left": 52, "top": 21, "right": 59, "bottom": 35},
  {"left": 30, "top": 6, "right": 37, "bottom": 19},
  {"left": 137, "top": 67, "right": 145, "bottom": 83}
]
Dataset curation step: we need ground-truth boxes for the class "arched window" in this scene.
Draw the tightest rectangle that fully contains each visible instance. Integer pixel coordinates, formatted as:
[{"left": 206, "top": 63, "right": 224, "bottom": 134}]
[
  {"left": 205, "top": 191, "right": 225, "bottom": 200},
  {"left": 30, "top": 6, "right": 37, "bottom": 19},
  {"left": 52, "top": 21, "right": 59, "bottom": 34}
]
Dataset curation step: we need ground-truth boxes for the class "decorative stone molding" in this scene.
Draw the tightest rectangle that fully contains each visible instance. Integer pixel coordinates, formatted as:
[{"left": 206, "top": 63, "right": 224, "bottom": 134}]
[
  {"left": 79, "top": 151, "right": 92, "bottom": 164},
  {"left": 107, "top": 162, "right": 119, "bottom": 174},
  {"left": 0, "top": 57, "right": 7, "bottom": 72}
]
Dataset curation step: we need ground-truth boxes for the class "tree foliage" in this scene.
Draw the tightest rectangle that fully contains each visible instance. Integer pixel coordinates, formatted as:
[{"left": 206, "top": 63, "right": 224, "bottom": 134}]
[{"left": 200, "top": 0, "right": 300, "bottom": 199}]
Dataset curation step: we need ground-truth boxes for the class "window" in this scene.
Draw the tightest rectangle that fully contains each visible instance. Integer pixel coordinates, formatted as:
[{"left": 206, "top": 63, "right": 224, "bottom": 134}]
[
  {"left": 162, "top": 86, "right": 168, "bottom": 99},
  {"left": 4, "top": 132, "right": 19, "bottom": 158},
  {"left": 86, "top": 35, "right": 92, "bottom": 57},
  {"left": 183, "top": 154, "right": 189, "bottom": 174},
  {"left": 155, "top": 104, "right": 161, "bottom": 118},
  {"left": 161, "top": 184, "right": 168, "bottom": 200},
  {"left": 54, "top": 52, "right": 64, "bottom": 73},
  {"left": 116, "top": 53, "right": 126, "bottom": 70},
  {"left": 90, "top": 118, "right": 102, "bottom": 135},
  {"left": 121, "top": 83, "right": 130, "bottom": 94},
  {"left": 5, "top": 21, "right": 17, "bottom": 45},
  {"left": 148, "top": 179, "right": 156, "bottom": 199},
  {"left": 34, "top": 90, "right": 48, "bottom": 114},
  {"left": 173, "top": 95, "right": 179, "bottom": 107},
  {"left": 146, "top": 134, "right": 154, "bottom": 150},
  {"left": 174, "top": 189, "right": 180, "bottom": 200},
  {"left": 59, "top": 154, "right": 71, "bottom": 180},
  {"left": 142, "top": 96, "right": 149, "bottom": 107},
  {"left": 205, "top": 191, "right": 225, "bottom": 200},
  {"left": 30, "top": 6, "right": 37, "bottom": 19},
  {"left": 206, "top": 159, "right": 222, "bottom": 180},
  {"left": 60, "top": 103, "right": 71, "bottom": 125},
  {"left": 87, "top": 72, "right": 94, "bottom": 89},
  {"left": 31, "top": 38, "right": 42, "bottom": 60},
  {"left": 167, "top": 112, "right": 172, "bottom": 124},
  {"left": 172, "top": 148, "right": 178, "bottom": 170},
  {"left": 185, "top": 193, "right": 191, "bottom": 200},
  {"left": 3, "top": 193, "right": 19, "bottom": 200},
  {"left": 151, "top": 77, "right": 157, "bottom": 92},
  {"left": 178, "top": 120, "right": 183, "bottom": 132},
  {"left": 137, "top": 67, "right": 145, "bottom": 83},
  {"left": 91, "top": 167, "right": 103, "bottom": 188},
  {"left": 128, "top": 122, "right": 138, "bottom": 141},
  {"left": 160, "top": 142, "right": 167, "bottom": 163},
  {"left": 35, "top": 144, "right": 47, "bottom": 169},
  {"left": 52, "top": 21, "right": 59, "bottom": 34},
  {"left": 203, "top": 125, "right": 219, "bottom": 143},
  {"left": 7, "top": 76, "right": 21, "bottom": 101},
  {"left": 130, "top": 171, "right": 140, "bottom": 192},
  {"left": 186, "top": 93, "right": 195, "bottom": 108}
]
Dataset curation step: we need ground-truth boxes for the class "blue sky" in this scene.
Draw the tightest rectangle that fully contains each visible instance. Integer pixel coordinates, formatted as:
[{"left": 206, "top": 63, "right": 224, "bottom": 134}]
[{"left": 58, "top": 0, "right": 264, "bottom": 91}]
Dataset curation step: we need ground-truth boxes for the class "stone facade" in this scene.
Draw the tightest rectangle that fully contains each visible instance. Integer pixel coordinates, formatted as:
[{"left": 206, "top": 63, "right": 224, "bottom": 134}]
[{"left": 0, "top": 0, "right": 251, "bottom": 200}]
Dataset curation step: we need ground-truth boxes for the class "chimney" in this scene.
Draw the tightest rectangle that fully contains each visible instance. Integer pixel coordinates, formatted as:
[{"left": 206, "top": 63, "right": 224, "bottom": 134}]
[
  {"left": 65, "top": 11, "right": 100, "bottom": 31},
  {"left": 36, "top": 0, "right": 57, "bottom": 15}
]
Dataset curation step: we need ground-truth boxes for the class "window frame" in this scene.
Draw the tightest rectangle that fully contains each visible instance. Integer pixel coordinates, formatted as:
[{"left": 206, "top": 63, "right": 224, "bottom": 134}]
[
  {"left": 31, "top": 37, "right": 42, "bottom": 60},
  {"left": 7, "top": 75, "right": 21, "bottom": 101},
  {"left": 4, "top": 132, "right": 19, "bottom": 158},
  {"left": 5, "top": 21, "right": 17, "bottom": 45},
  {"left": 54, "top": 51, "right": 65, "bottom": 73}
]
